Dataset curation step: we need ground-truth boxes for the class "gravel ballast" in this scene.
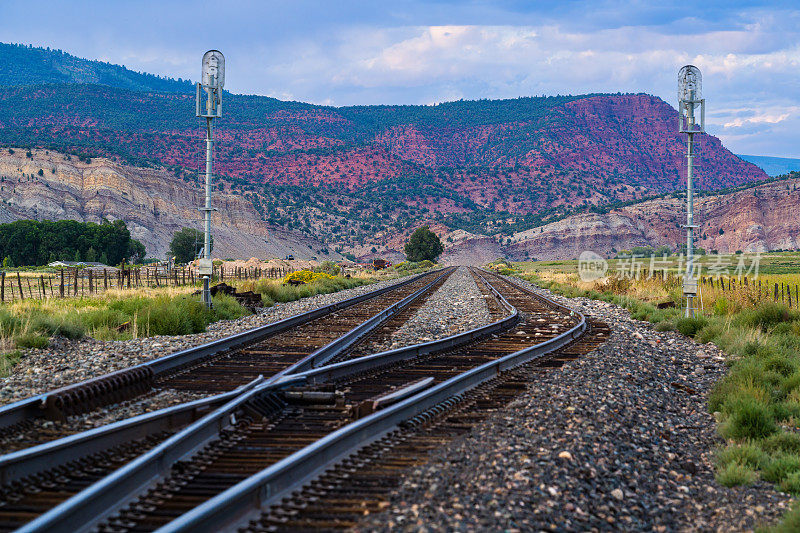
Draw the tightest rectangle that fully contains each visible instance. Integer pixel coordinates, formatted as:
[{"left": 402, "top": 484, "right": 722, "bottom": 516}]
[
  {"left": 356, "top": 278, "right": 793, "bottom": 532},
  {"left": 0, "top": 275, "right": 417, "bottom": 406},
  {"left": 359, "top": 267, "right": 493, "bottom": 354}
]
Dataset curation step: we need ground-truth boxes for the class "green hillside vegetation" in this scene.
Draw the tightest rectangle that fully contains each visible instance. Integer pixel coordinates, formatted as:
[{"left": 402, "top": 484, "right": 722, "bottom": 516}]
[{"left": 0, "top": 43, "right": 193, "bottom": 93}]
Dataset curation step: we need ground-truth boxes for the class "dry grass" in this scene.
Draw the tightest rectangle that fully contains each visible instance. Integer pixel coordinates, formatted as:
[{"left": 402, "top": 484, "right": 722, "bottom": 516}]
[{"left": 0, "top": 285, "right": 248, "bottom": 376}]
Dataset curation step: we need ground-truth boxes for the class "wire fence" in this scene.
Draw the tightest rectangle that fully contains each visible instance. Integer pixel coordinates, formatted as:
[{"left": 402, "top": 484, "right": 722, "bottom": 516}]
[
  {"left": 700, "top": 276, "right": 800, "bottom": 309},
  {"left": 0, "top": 265, "right": 294, "bottom": 303}
]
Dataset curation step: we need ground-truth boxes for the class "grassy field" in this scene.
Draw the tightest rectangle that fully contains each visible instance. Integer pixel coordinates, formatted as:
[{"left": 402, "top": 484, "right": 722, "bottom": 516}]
[
  {"left": 0, "top": 267, "right": 394, "bottom": 377},
  {"left": 513, "top": 251, "right": 800, "bottom": 276},
  {"left": 0, "top": 286, "right": 247, "bottom": 376},
  {"left": 499, "top": 254, "right": 800, "bottom": 531}
]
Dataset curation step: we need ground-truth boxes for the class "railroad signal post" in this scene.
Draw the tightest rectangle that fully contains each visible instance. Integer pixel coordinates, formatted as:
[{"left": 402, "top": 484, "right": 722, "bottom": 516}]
[
  {"left": 678, "top": 65, "right": 705, "bottom": 318},
  {"left": 196, "top": 49, "right": 225, "bottom": 307}
]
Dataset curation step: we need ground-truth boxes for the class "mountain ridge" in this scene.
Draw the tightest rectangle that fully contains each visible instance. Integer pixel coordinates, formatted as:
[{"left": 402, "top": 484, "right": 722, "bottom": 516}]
[
  {"left": 0, "top": 41, "right": 775, "bottom": 259},
  {"left": 0, "top": 43, "right": 193, "bottom": 94}
]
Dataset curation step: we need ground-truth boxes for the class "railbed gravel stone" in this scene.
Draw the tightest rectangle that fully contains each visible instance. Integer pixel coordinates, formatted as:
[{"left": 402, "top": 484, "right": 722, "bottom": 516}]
[
  {"left": 0, "top": 275, "right": 416, "bottom": 406},
  {"left": 355, "top": 277, "right": 793, "bottom": 532},
  {"left": 358, "top": 267, "right": 493, "bottom": 354}
]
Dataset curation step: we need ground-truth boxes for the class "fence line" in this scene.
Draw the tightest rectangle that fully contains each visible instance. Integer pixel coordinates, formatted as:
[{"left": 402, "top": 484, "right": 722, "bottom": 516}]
[
  {"left": 0, "top": 265, "right": 293, "bottom": 303},
  {"left": 700, "top": 276, "right": 799, "bottom": 309}
]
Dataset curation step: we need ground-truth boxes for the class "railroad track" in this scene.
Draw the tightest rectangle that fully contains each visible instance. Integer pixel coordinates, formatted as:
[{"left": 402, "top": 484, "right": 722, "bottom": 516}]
[
  {"left": 0, "top": 269, "right": 456, "bottom": 531},
  {"left": 0, "top": 268, "right": 452, "bottom": 452},
  {"left": 0, "top": 268, "right": 607, "bottom": 532}
]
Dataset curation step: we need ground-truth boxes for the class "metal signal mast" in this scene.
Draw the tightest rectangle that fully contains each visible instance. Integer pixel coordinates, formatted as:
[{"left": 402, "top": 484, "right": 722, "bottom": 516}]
[
  {"left": 678, "top": 65, "right": 705, "bottom": 318},
  {"left": 196, "top": 50, "right": 224, "bottom": 308}
]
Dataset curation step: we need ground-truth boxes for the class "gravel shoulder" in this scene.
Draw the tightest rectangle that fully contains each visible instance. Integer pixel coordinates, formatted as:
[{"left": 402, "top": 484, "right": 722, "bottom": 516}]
[
  {"left": 0, "top": 275, "right": 412, "bottom": 406},
  {"left": 356, "top": 277, "right": 793, "bottom": 532}
]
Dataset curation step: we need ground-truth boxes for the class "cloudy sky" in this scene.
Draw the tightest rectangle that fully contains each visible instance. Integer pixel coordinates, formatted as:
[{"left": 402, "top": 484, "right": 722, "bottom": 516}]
[{"left": 2, "top": 0, "right": 800, "bottom": 157}]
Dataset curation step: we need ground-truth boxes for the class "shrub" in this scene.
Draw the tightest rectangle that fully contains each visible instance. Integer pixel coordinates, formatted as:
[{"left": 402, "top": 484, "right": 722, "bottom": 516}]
[
  {"left": 696, "top": 323, "right": 724, "bottom": 344},
  {"left": 762, "top": 453, "right": 800, "bottom": 483},
  {"left": 282, "top": 270, "right": 335, "bottom": 284},
  {"left": 715, "top": 461, "right": 757, "bottom": 487},
  {"left": 14, "top": 333, "right": 49, "bottom": 349},
  {"left": 780, "top": 471, "right": 800, "bottom": 494},
  {"left": 314, "top": 261, "right": 341, "bottom": 276},
  {"left": 654, "top": 320, "right": 676, "bottom": 332},
  {"left": 767, "top": 502, "right": 800, "bottom": 532},
  {"left": 762, "top": 432, "right": 800, "bottom": 455},
  {"left": 720, "top": 396, "right": 777, "bottom": 440},
  {"left": 713, "top": 297, "right": 730, "bottom": 316},
  {"left": 717, "top": 442, "right": 768, "bottom": 470},
  {"left": 737, "top": 302, "right": 797, "bottom": 330},
  {"left": 675, "top": 316, "right": 709, "bottom": 337},
  {"left": 764, "top": 353, "right": 799, "bottom": 378},
  {"left": 771, "top": 402, "right": 800, "bottom": 422}
]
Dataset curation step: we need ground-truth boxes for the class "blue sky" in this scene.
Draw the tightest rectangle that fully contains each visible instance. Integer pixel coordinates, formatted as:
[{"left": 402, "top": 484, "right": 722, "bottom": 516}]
[{"left": 2, "top": 0, "right": 800, "bottom": 157}]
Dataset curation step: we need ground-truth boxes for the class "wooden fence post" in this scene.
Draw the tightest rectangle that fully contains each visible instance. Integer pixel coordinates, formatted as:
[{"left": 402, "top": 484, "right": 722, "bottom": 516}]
[
  {"left": 0, "top": 272, "right": 5, "bottom": 303},
  {"left": 88, "top": 270, "right": 93, "bottom": 294},
  {"left": 40, "top": 275, "right": 45, "bottom": 299},
  {"left": 17, "top": 273, "right": 24, "bottom": 300},
  {"left": 60, "top": 269, "right": 64, "bottom": 297},
  {"left": 775, "top": 283, "right": 779, "bottom": 302},
  {"left": 73, "top": 268, "right": 78, "bottom": 296}
]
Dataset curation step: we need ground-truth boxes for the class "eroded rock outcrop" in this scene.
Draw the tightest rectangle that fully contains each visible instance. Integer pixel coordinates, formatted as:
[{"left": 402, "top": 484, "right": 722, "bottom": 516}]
[{"left": 0, "top": 148, "right": 337, "bottom": 260}]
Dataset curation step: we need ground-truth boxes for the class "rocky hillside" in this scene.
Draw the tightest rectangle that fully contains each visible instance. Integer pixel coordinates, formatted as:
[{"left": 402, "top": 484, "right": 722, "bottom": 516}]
[
  {"left": 503, "top": 176, "right": 800, "bottom": 259},
  {"left": 0, "top": 148, "right": 339, "bottom": 260},
  {"left": 0, "top": 85, "right": 767, "bottom": 248}
]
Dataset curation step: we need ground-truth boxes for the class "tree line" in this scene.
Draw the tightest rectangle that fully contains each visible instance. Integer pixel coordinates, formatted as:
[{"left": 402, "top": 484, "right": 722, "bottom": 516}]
[{"left": 0, "top": 219, "right": 145, "bottom": 267}]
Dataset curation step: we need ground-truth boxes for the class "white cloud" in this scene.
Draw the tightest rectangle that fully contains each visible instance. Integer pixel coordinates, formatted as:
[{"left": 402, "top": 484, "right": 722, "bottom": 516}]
[{"left": 4, "top": 1, "right": 800, "bottom": 155}]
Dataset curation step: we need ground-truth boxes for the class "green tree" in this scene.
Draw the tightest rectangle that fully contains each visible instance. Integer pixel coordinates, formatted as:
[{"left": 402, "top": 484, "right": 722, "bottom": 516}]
[
  {"left": 655, "top": 245, "right": 672, "bottom": 256},
  {"left": 170, "top": 228, "right": 211, "bottom": 264},
  {"left": 404, "top": 226, "right": 443, "bottom": 262},
  {"left": 127, "top": 239, "right": 146, "bottom": 263},
  {"left": 99, "top": 252, "right": 109, "bottom": 265},
  {"left": 73, "top": 249, "right": 82, "bottom": 262},
  {"left": 2, "top": 256, "right": 11, "bottom": 268},
  {"left": 86, "top": 246, "right": 97, "bottom": 262}
]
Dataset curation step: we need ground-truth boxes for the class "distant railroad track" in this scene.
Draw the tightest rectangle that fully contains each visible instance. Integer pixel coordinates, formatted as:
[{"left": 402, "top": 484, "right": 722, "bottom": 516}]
[
  {"left": 0, "top": 268, "right": 608, "bottom": 532},
  {"left": 0, "top": 269, "right": 452, "bottom": 449}
]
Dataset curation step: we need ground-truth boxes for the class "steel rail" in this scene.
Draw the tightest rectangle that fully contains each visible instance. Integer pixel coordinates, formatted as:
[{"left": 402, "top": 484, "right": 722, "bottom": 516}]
[
  {"left": 3, "top": 269, "right": 452, "bottom": 532},
  {"left": 155, "top": 271, "right": 587, "bottom": 533},
  {"left": 266, "top": 267, "right": 456, "bottom": 379},
  {"left": 0, "top": 378, "right": 265, "bottom": 487},
  {"left": 8, "top": 268, "right": 508, "bottom": 533},
  {"left": 278, "top": 270, "right": 519, "bottom": 386},
  {"left": 8, "top": 269, "right": 560, "bottom": 532},
  {"left": 16, "top": 376, "right": 306, "bottom": 533},
  {"left": 0, "top": 270, "right": 438, "bottom": 430}
]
